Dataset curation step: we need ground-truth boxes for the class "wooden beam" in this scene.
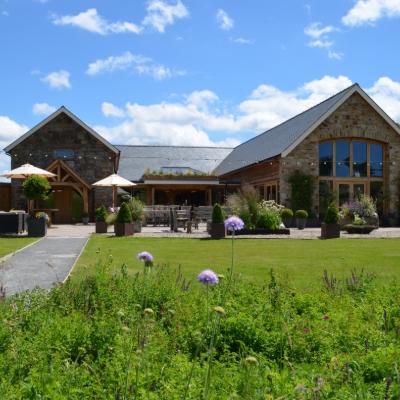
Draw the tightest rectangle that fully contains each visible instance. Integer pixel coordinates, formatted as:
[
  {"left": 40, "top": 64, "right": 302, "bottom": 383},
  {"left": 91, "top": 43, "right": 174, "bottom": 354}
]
[{"left": 113, "top": 185, "right": 117, "bottom": 207}]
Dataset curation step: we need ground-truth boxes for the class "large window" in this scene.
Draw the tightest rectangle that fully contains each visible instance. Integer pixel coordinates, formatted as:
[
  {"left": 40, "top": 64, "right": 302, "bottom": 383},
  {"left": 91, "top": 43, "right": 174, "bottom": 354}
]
[{"left": 319, "top": 140, "right": 384, "bottom": 177}]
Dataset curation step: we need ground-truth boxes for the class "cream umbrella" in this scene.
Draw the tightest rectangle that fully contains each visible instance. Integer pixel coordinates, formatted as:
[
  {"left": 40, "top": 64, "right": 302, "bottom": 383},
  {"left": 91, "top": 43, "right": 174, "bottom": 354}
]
[
  {"left": 0, "top": 163, "right": 56, "bottom": 179},
  {"left": 92, "top": 173, "right": 136, "bottom": 207},
  {"left": 0, "top": 163, "right": 57, "bottom": 212}
]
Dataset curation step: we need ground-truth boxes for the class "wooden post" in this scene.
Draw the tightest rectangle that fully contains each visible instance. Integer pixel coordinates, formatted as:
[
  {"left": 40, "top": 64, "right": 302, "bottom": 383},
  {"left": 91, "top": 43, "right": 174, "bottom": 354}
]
[
  {"left": 83, "top": 188, "right": 88, "bottom": 212},
  {"left": 113, "top": 185, "right": 117, "bottom": 207}
]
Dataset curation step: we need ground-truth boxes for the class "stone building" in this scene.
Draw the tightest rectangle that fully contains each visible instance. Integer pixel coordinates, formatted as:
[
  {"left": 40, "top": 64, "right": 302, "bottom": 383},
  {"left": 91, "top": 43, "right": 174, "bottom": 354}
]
[{"left": 2, "top": 83, "right": 400, "bottom": 221}]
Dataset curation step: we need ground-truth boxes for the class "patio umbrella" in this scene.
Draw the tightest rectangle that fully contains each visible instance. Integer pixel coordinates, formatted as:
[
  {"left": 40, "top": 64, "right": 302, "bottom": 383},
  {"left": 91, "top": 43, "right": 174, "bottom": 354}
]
[
  {"left": 0, "top": 162, "right": 56, "bottom": 179},
  {"left": 92, "top": 173, "right": 136, "bottom": 207},
  {"left": 0, "top": 163, "right": 57, "bottom": 212}
]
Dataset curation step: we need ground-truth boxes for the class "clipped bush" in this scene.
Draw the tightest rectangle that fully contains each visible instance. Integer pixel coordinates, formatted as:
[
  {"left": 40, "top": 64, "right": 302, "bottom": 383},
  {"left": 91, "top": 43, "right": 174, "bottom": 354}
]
[
  {"left": 324, "top": 202, "right": 340, "bottom": 224},
  {"left": 212, "top": 203, "right": 225, "bottom": 223},
  {"left": 95, "top": 205, "right": 107, "bottom": 222},
  {"left": 295, "top": 209, "right": 308, "bottom": 218},
  {"left": 81, "top": 212, "right": 90, "bottom": 218},
  {"left": 22, "top": 174, "right": 51, "bottom": 205},
  {"left": 115, "top": 202, "right": 132, "bottom": 223},
  {"left": 281, "top": 208, "right": 293, "bottom": 218}
]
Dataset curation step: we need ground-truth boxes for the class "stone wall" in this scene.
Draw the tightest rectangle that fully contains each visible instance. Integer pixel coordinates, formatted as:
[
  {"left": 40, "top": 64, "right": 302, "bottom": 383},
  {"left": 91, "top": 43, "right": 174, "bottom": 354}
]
[
  {"left": 10, "top": 112, "right": 117, "bottom": 216},
  {"left": 281, "top": 92, "right": 400, "bottom": 214}
]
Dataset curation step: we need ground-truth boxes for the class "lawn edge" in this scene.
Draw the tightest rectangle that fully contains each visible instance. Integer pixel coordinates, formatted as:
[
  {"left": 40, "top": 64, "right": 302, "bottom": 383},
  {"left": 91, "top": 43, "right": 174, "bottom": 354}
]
[
  {"left": 0, "top": 237, "right": 44, "bottom": 263},
  {"left": 63, "top": 234, "right": 91, "bottom": 283}
]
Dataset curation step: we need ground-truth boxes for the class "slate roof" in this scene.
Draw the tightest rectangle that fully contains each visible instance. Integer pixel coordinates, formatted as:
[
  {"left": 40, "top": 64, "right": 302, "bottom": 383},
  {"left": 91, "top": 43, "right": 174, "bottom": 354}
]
[
  {"left": 115, "top": 145, "right": 234, "bottom": 182},
  {"left": 216, "top": 84, "right": 358, "bottom": 176}
]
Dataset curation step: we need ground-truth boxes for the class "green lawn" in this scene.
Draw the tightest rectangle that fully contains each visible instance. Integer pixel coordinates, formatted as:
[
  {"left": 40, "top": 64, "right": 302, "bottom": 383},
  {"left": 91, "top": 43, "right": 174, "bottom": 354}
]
[
  {"left": 0, "top": 237, "right": 40, "bottom": 259},
  {"left": 72, "top": 235, "right": 400, "bottom": 290}
]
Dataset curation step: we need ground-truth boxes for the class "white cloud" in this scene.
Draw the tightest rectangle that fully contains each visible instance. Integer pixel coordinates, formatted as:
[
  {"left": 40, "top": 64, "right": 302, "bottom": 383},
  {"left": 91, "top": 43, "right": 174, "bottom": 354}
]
[
  {"left": 31, "top": 69, "right": 40, "bottom": 75},
  {"left": 87, "top": 52, "right": 150, "bottom": 76},
  {"left": 87, "top": 51, "right": 185, "bottom": 80},
  {"left": 0, "top": 116, "right": 29, "bottom": 181},
  {"left": 304, "top": 22, "right": 335, "bottom": 38},
  {"left": 342, "top": 0, "right": 400, "bottom": 26},
  {"left": 142, "top": 0, "right": 189, "bottom": 33},
  {"left": 2, "top": 11, "right": 9, "bottom": 16},
  {"left": 52, "top": 8, "right": 143, "bottom": 35},
  {"left": 366, "top": 77, "right": 400, "bottom": 121},
  {"left": 234, "top": 38, "right": 253, "bottom": 44},
  {"left": 32, "top": 103, "right": 57, "bottom": 116},
  {"left": 41, "top": 70, "right": 71, "bottom": 89},
  {"left": 216, "top": 9, "right": 234, "bottom": 30},
  {"left": 308, "top": 40, "right": 333, "bottom": 48},
  {"left": 93, "top": 76, "right": 362, "bottom": 148},
  {"left": 328, "top": 51, "right": 344, "bottom": 59},
  {"left": 102, "top": 102, "right": 126, "bottom": 118}
]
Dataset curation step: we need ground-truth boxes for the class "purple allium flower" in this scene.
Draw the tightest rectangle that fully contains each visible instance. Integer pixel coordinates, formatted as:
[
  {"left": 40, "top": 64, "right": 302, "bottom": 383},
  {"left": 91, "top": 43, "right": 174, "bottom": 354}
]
[
  {"left": 323, "top": 315, "right": 330, "bottom": 320},
  {"left": 224, "top": 216, "right": 244, "bottom": 232},
  {"left": 197, "top": 269, "right": 219, "bottom": 286},
  {"left": 137, "top": 252, "right": 153, "bottom": 262},
  {"left": 303, "top": 328, "right": 310, "bottom": 333}
]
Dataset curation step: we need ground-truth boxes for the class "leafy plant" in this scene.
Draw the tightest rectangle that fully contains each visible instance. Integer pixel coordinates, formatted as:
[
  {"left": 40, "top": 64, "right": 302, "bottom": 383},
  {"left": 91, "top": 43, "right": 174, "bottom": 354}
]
[
  {"left": 288, "top": 169, "right": 315, "bottom": 214},
  {"left": 295, "top": 209, "right": 308, "bottom": 218},
  {"left": 281, "top": 208, "right": 293, "bottom": 218},
  {"left": 324, "top": 202, "right": 340, "bottom": 224},
  {"left": 128, "top": 196, "right": 145, "bottom": 221},
  {"left": 115, "top": 202, "right": 132, "bottom": 223},
  {"left": 81, "top": 211, "right": 90, "bottom": 218},
  {"left": 95, "top": 205, "right": 107, "bottom": 222},
  {"left": 22, "top": 174, "right": 51, "bottom": 207},
  {"left": 211, "top": 203, "right": 224, "bottom": 223},
  {"left": 257, "top": 211, "right": 281, "bottom": 229}
]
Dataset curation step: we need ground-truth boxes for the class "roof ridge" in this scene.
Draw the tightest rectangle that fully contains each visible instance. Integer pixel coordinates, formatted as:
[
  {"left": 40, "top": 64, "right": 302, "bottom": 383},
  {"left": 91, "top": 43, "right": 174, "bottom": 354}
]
[
  {"left": 115, "top": 144, "right": 234, "bottom": 149},
  {"left": 232, "top": 83, "right": 358, "bottom": 150}
]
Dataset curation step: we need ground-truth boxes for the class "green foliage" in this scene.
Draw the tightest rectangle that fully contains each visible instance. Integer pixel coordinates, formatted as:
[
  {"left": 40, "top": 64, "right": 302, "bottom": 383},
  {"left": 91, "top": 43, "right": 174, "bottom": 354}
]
[
  {"left": 212, "top": 203, "right": 225, "bottom": 223},
  {"left": 81, "top": 211, "right": 90, "bottom": 218},
  {"left": 288, "top": 169, "right": 315, "bottom": 214},
  {"left": 226, "top": 185, "right": 260, "bottom": 228},
  {"left": 127, "top": 196, "right": 145, "bottom": 221},
  {"left": 324, "top": 202, "right": 340, "bottom": 224},
  {"left": 95, "top": 205, "right": 107, "bottom": 222},
  {"left": 120, "top": 194, "right": 132, "bottom": 204},
  {"left": 295, "top": 209, "right": 308, "bottom": 218},
  {"left": 257, "top": 211, "right": 281, "bottom": 229},
  {"left": 22, "top": 174, "right": 51, "bottom": 201},
  {"left": 115, "top": 202, "right": 132, "bottom": 223},
  {"left": 0, "top": 259, "right": 399, "bottom": 398},
  {"left": 281, "top": 208, "right": 293, "bottom": 218}
]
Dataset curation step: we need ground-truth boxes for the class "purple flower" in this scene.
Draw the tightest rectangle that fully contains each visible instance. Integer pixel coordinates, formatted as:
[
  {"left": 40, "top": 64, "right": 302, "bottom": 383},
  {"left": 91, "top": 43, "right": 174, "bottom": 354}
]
[
  {"left": 224, "top": 216, "right": 244, "bottom": 232},
  {"left": 303, "top": 328, "right": 310, "bottom": 333},
  {"left": 197, "top": 269, "right": 219, "bottom": 286},
  {"left": 137, "top": 252, "right": 153, "bottom": 262}
]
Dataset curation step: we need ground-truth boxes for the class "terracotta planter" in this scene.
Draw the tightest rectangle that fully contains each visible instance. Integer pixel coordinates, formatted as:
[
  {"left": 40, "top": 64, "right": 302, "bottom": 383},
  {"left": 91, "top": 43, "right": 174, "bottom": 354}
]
[
  {"left": 209, "top": 223, "right": 226, "bottom": 238},
  {"left": 321, "top": 223, "right": 340, "bottom": 238},
  {"left": 95, "top": 221, "right": 108, "bottom": 234},
  {"left": 28, "top": 218, "right": 47, "bottom": 237},
  {"left": 114, "top": 223, "right": 134, "bottom": 237}
]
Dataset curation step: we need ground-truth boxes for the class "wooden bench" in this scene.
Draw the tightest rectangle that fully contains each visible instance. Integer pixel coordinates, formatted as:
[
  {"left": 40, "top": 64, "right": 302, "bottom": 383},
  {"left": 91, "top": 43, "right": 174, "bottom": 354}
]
[{"left": 193, "top": 207, "right": 233, "bottom": 229}]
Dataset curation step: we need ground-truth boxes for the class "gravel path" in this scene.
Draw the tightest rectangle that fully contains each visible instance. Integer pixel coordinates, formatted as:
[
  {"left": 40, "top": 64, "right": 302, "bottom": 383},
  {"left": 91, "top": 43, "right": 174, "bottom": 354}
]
[{"left": 0, "top": 237, "right": 88, "bottom": 297}]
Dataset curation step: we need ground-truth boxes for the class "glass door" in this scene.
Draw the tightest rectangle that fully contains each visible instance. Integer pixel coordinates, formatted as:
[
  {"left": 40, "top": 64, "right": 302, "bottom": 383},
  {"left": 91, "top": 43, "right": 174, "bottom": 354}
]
[{"left": 338, "top": 183, "right": 350, "bottom": 206}]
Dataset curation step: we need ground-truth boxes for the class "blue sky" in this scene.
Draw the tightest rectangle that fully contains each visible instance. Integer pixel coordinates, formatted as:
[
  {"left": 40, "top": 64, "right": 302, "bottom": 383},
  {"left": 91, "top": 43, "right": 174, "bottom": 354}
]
[{"left": 1, "top": 0, "right": 400, "bottom": 180}]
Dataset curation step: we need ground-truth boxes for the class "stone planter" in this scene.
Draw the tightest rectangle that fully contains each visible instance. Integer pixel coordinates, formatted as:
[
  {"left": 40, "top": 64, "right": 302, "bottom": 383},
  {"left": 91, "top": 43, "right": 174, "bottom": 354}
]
[
  {"left": 343, "top": 224, "right": 375, "bottom": 234},
  {"left": 282, "top": 218, "right": 292, "bottom": 229},
  {"left": 209, "top": 222, "right": 226, "bottom": 239},
  {"left": 95, "top": 221, "right": 108, "bottom": 234},
  {"left": 228, "top": 228, "right": 290, "bottom": 235},
  {"left": 364, "top": 216, "right": 379, "bottom": 229},
  {"left": 82, "top": 217, "right": 89, "bottom": 225},
  {"left": 296, "top": 218, "right": 307, "bottom": 230},
  {"left": 115, "top": 223, "right": 134, "bottom": 237},
  {"left": 133, "top": 220, "right": 142, "bottom": 233},
  {"left": 27, "top": 218, "right": 47, "bottom": 237},
  {"left": 339, "top": 217, "right": 353, "bottom": 230},
  {"left": 321, "top": 223, "right": 340, "bottom": 238}
]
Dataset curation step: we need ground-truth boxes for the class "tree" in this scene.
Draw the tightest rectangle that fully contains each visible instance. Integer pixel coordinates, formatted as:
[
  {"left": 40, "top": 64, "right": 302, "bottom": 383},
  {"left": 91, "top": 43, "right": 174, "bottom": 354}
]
[{"left": 22, "top": 175, "right": 51, "bottom": 209}]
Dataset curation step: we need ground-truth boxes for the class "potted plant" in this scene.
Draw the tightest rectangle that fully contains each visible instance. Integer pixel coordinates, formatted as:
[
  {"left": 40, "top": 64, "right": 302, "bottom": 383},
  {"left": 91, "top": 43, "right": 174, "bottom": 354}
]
[
  {"left": 95, "top": 205, "right": 108, "bottom": 233},
  {"left": 321, "top": 202, "right": 340, "bottom": 238},
  {"left": 128, "top": 196, "right": 145, "bottom": 233},
  {"left": 22, "top": 175, "right": 51, "bottom": 237},
  {"left": 281, "top": 208, "right": 293, "bottom": 228},
  {"left": 295, "top": 209, "right": 308, "bottom": 230},
  {"left": 114, "top": 202, "right": 134, "bottom": 236},
  {"left": 81, "top": 211, "right": 90, "bottom": 225},
  {"left": 209, "top": 203, "right": 226, "bottom": 238}
]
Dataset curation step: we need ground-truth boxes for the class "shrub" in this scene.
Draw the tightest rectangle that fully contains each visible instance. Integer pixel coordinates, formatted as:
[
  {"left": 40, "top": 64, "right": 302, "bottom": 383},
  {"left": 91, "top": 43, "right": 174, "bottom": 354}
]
[
  {"left": 22, "top": 174, "right": 51, "bottom": 205},
  {"left": 95, "top": 205, "right": 107, "bottom": 222},
  {"left": 106, "top": 212, "right": 117, "bottom": 226},
  {"left": 225, "top": 185, "right": 259, "bottom": 228},
  {"left": 257, "top": 211, "right": 281, "bottom": 229},
  {"left": 341, "top": 195, "right": 377, "bottom": 219},
  {"left": 288, "top": 169, "right": 314, "bottom": 214},
  {"left": 295, "top": 209, "right": 308, "bottom": 218},
  {"left": 128, "top": 197, "right": 145, "bottom": 221},
  {"left": 115, "top": 202, "right": 132, "bottom": 223},
  {"left": 81, "top": 212, "right": 90, "bottom": 218},
  {"left": 212, "top": 203, "right": 225, "bottom": 223},
  {"left": 281, "top": 208, "right": 293, "bottom": 218},
  {"left": 324, "top": 202, "right": 340, "bottom": 224}
]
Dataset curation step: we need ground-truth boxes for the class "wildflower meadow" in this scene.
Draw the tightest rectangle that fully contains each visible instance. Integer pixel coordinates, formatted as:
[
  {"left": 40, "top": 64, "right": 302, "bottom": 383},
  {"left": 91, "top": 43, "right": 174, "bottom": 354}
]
[{"left": 0, "top": 217, "right": 399, "bottom": 398}]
